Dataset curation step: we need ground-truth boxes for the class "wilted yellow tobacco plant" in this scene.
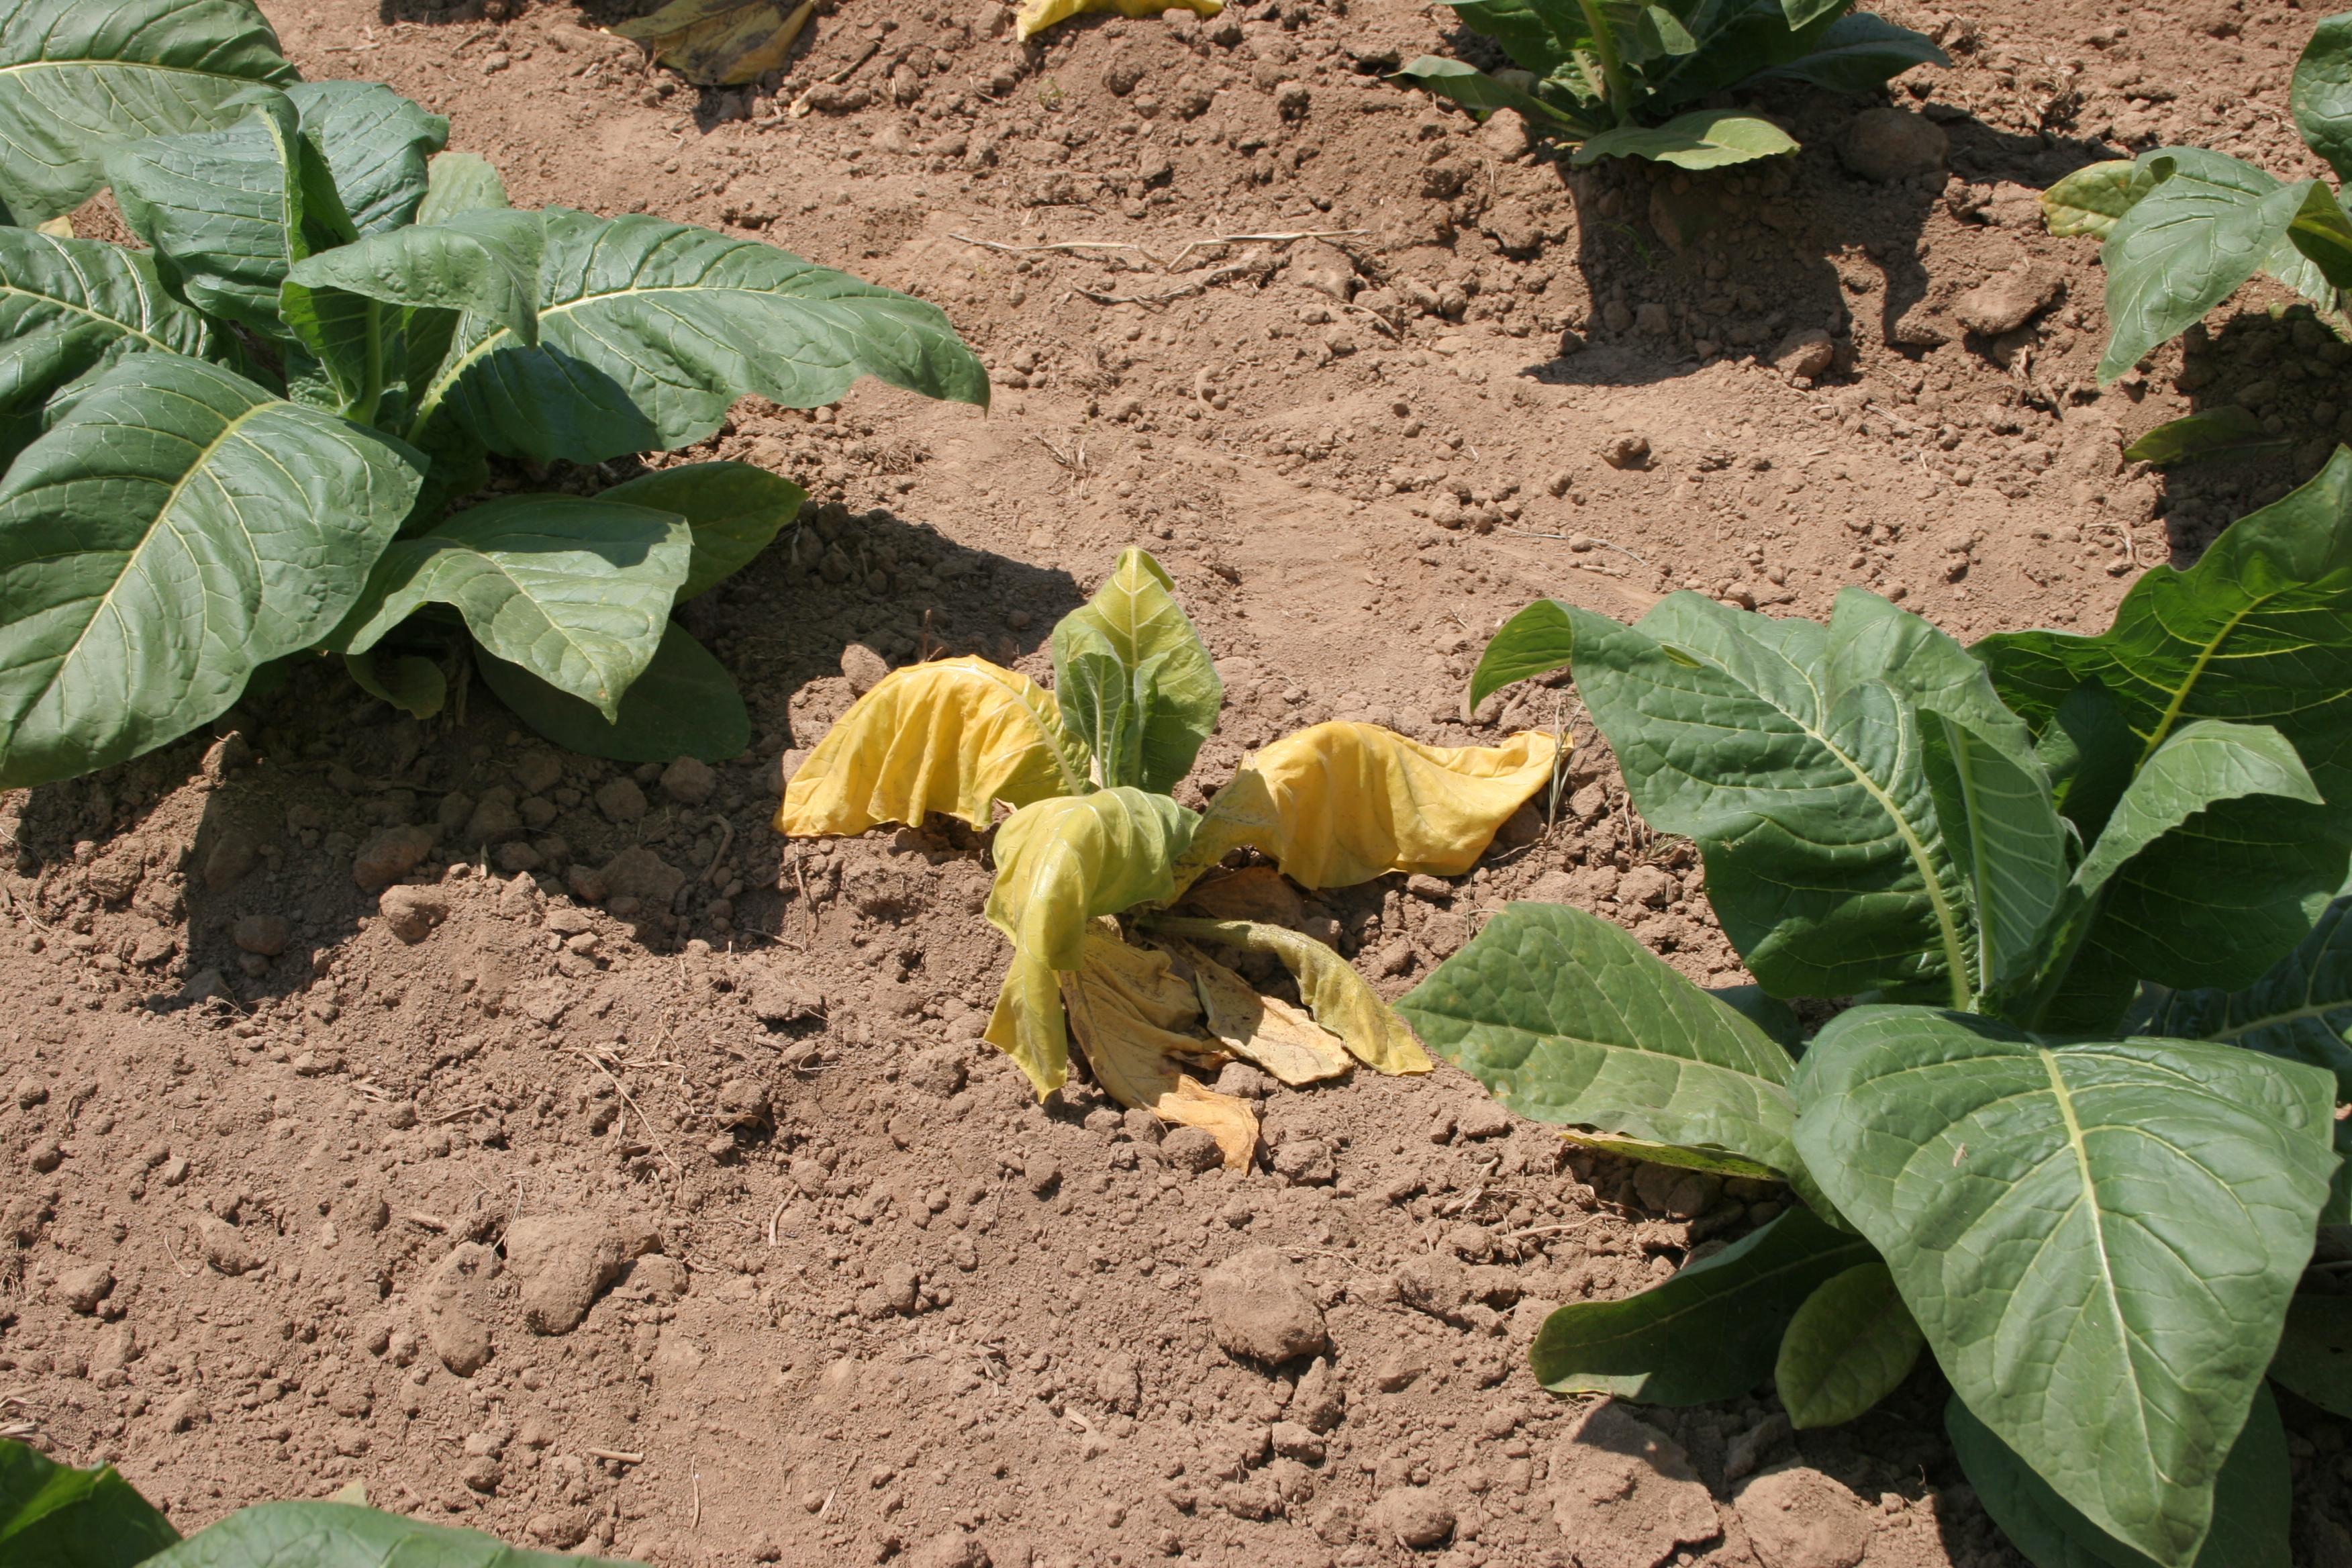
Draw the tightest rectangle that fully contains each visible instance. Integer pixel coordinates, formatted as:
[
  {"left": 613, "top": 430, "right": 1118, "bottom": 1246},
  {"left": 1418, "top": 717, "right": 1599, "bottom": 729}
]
[{"left": 776, "top": 548, "right": 1561, "bottom": 1164}]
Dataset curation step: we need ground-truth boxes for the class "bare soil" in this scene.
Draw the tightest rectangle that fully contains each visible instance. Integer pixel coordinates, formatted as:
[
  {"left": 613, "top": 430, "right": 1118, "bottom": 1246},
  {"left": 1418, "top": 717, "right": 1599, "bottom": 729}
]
[{"left": 4, "top": 1, "right": 2349, "bottom": 1565}]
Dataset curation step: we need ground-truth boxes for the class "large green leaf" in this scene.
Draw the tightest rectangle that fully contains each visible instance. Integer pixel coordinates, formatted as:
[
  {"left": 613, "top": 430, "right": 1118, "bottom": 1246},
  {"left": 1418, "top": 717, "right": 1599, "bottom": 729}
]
[
  {"left": 0, "top": 229, "right": 216, "bottom": 463},
  {"left": 1980, "top": 450, "right": 2352, "bottom": 989},
  {"left": 1398, "top": 901, "right": 1799, "bottom": 1174},
  {"left": 1528, "top": 1206, "right": 1875, "bottom": 1401},
  {"left": 283, "top": 81, "right": 446, "bottom": 238},
  {"left": 0, "top": 352, "right": 422, "bottom": 787},
  {"left": 477, "top": 620, "right": 746, "bottom": 765},
  {"left": 336, "top": 495, "right": 690, "bottom": 721},
  {"left": 983, "top": 787, "right": 1197, "bottom": 1096},
  {"left": 2094, "top": 150, "right": 2308, "bottom": 385},
  {"left": 1773, "top": 1261, "right": 1924, "bottom": 1428},
  {"left": 1749, "top": 11, "right": 1945, "bottom": 93},
  {"left": 598, "top": 460, "right": 803, "bottom": 603},
  {"left": 2143, "top": 894, "right": 2352, "bottom": 1097},
  {"left": 107, "top": 87, "right": 320, "bottom": 334},
  {"left": 1473, "top": 592, "right": 1985, "bottom": 1006},
  {"left": 1571, "top": 109, "right": 1796, "bottom": 168},
  {"left": 1050, "top": 547, "right": 1222, "bottom": 793},
  {"left": 1946, "top": 1386, "right": 2290, "bottom": 1568},
  {"left": 2294, "top": 12, "right": 2352, "bottom": 187},
  {"left": 405, "top": 207, "right": 989, "bottom": 467},
  {"left": 2069, "top": 721, "right": 2320, "bottom": 901},
  {"left": 0, "top": 0, "right": 297, "bottom": 225},
  {"left": 2271, "top": 1293, "right": 2352, "bottom": 1417},
  {"left": 1792, "top": 1007, "right": 2336, "bottom": 1568},
  {"left": 286, "top": 208, "right": 546, "bottom": 346},
  {"left": 0, "top": 1438, "right": 179, "bottom": 1568},
  {"left": 144, "top": 1500, "right": 640, "bottom": 1567},
  {"left": 415, "top": 151, "right": 509, "bottom": 224},
  {"left": 1389, "top": 57, "right": 1593, "bottom": 130}
]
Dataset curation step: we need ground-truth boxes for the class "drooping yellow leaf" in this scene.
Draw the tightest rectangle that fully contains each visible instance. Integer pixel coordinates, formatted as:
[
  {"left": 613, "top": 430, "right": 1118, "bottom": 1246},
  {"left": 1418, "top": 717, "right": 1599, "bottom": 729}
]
[
  {"left": 1016, "top": 0, "right": 1224, "bottom": 43},
  {"left": 1163, "top": 938, "right": 1351, "bottom": 1086},
  {"left": 1179, "top": 722, "right": 1562, "bottom": 891},
  {"left": 1148, "top": 914, "right": 1432, "bottom": 1076},
  {"left": 614, "top": 0, "right": 814, "bottom": 87},
  {"left": 982, "top": 788, "right": 1197, "bottom": 1095},
  {"left": 777, "top": 656, "right": 1090, "bottom": 838},
  {"left": 1061, "top": 928, "right": 1257, "bottom": 1169},
  {"left": 34, "top": 216, "right": 75, "bottom": 238}
]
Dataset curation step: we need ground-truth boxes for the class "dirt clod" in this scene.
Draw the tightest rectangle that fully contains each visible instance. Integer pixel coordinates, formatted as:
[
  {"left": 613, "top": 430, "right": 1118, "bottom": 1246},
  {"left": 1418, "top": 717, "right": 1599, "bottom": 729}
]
[
  {"left": 1955, "top": 264, "right": 2064, "bottom": 337},
  {"left": 57, "top": 1261, "right": 113, "bottom": 1314},
  {"left": 377, "top": 885, "right": 450, "bottom": 944},
  {"left": 1549, "top": 1402, "right": 1720, "bottom": 1568},
  {"left": 1834, "top": 107, "right": 1949, "bottom": 183},
  {"left": 1735, "top": 1464, "right": 1873, "bottom": 1568},
  {"left": 1375, "top": 1485, "right": 1456, "bottom": 1549},
  {"left": 1205, "top": 1246, "right": 1329, "bottom": 1363},
  {"left": 352, "top": 824, "right": 434, "bottom": 892},
  {"left": 197, "top": 1216, "right": 256, "bottom": 1277},
  {"left": 418, "top": 1241, "right": 499, "bottom": 1375},
  {"left": 840, "top": 642, "right": 891, "bottom": 694},
  {"left": 507, "top": 1214, "right": 656, "bottom": 1334}
]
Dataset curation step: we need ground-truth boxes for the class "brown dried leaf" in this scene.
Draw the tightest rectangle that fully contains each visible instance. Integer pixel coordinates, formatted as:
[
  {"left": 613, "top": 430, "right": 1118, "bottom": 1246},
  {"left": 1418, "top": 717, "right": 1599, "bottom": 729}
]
[
  {"left": 1165, "top": 938, "right": 1351, "bottom": 1086},
  {"left": 614, "top": 0, "right": 814, "bottom": 87},
  {"left": 1060, "top": 927, "right": 1257, "bottom": 1169}
]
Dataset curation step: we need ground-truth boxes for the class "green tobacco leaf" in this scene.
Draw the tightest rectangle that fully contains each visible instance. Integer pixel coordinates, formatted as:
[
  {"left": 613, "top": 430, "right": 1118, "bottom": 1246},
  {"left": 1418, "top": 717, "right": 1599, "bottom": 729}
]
[
  {"left": 2096, "top": 150, "right": 2306, "bottom": 385},
  {"left": 1571, "top": 109, "right": 1797, "bottom": 169},
  {"left": 984, "top": 788, "right": 1197, "bottom": 1096},
  {"left": 1555, "top": 1130, "right": 1780, "bottom": 1179},
  {"left": 1469, "top": 596, "right": 1577, "bottom": 713},
  {"left": 1051, "top": 547, "right": 1222, "bottom": 793},
  {"left": 406, "top": 207, "right": 989, "bottom": 467},
  {"left": 143, "top": 1500, "right": 641, "bottom": 1568},
  {"left": 2035, "top": 679, "right": 2136, "bottom": 843},
  {"left": 284, "top": 81, "right": 448, "bottom": 237},
  {"left": 2143, "top": 895, "right": 2352, "bottom": 1098},
  {"left": 477, "top": 620, "right": 746, "bottom": 765},
  {"left": 2285, "top": 181, "right": 2352, "bottom": 292},
  {"left": 2070, "top": 721, "right": 2319, "bottom": 901},
  {"left": 1774, "top": 1262, "right": 1924, "bottom": 1429},
  {"left": 344, "top": 648, "right": 445, "bottom": 721},
  {"left": 0, "top": 228, "right": 217, "bottom": 462},
  {"left": 1389, "top": 57, "right": 1590, "bottom": 130},
  {"left": 2271, "top": 1293, "right": 2352, "bottom": 1417},
  {"left": 2122, "top": 407, "right": 2290, "bottom": 465},
  {"left": 599, "top": 461, "right": 803, "bottom": 602},
  {"left": 0, "top": 0, "right": 297, "bottom": 225},
  {"left": 2042, "top": 160, "right": 2157, "bottom": 241},
  {"left": 1947, "top": 1385, "right": 2290, "bottom": 1568},
  {"left": 415, "top": 151, "right": 509, "bottom": 224},
  {"left": 1144, "top": 914, "right": 1429, "bottom": 1075},
  {"left": 1777, "top": 0, "right": 1845, "bottom": 28},
  {"left": 0, "top": 1438, "right": 179, "bottom": 1568},
  {"left": 1980, "top": 450, "right": 2352, "bottom": 989},
  {"left": 1793, "top": 1007, "right": 2336, "bottom": 1568},
  {"left": 1529, "top": 1206, "right": 1875, "bottom": 1402},
  {"left": 107, "top": 87, "right": 318, "bottom": 334},
  {"left": 1398, "top": 902, "right": 1799, "bottom": 1174},
  {"left": 0, "top": 352, "right": 422, "bottom": 789},
  {"left": 336, "top": 495, "right": 691, "bottom": 721},
  {"left": 2294, "top": 12, "right": 2352, "bottom": 187},
  {"left": 287, "top": 209, "right": 547, "bottom": 346},
  {"left": 1747, "top": 12, "right": 1946, "bottom": 95},
  {"left": 1504, "top": 592, "right": 1982, "bottom": 1006},
  {"left": 1444, "top": 0, "right": 1584, "bottom": 79}
]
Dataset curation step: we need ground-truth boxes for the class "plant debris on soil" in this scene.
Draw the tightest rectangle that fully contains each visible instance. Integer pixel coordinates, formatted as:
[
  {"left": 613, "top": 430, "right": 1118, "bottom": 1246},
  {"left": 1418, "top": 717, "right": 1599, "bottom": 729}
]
[{"left": 5, "top": 1, "right": 2351, "bottom": 1566}]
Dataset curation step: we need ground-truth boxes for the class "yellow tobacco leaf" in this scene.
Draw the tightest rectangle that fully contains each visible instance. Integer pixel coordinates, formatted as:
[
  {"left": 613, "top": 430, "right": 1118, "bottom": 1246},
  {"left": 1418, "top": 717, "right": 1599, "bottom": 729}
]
[
  {"left": 1163, "top": 938, "right": 1351, "bottom": 1086},
  {"left": 1016, "top": 0, "right": 1224, "bottom": 43},
  {"left": 1148, "top": 914, "right": 1431, "bottom": 1076},
  {"left": 1179, "top": 722, "right": 1562, "bottom": 891},
  {"left": 1061, "top": 929, "right": 1257, "bottom": 1169},
  {"left": 982, "top": 788, "right": 1197, "bottom": 1095},
  {"left": 777, "top": 656, "right": 1089, "bottom": 838},
  {"left": 614, "top": 0, "right": 814, "bottom": 87}
]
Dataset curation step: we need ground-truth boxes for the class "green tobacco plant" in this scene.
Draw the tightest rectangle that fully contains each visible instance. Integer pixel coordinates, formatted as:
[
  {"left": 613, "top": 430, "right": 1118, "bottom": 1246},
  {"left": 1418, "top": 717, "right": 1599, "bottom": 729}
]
[
  {"left": 0, "top": 0, "right": 987, "bottom": 787},
  {"left": 1398, "top": 453, "right": 2352, "bottom": 1568},
  {"left": 775, "top": 548, "right": 1563, "bottom": 1161},
  {"left": 1, "top": 1436, "right": 639, "bottom": 1567},
  {"left": 1393, "top": 0, "right": 1945, "bottom": 169},
  {"left": 2047, "top": 10, "right": 2352, "bottom": 390}
]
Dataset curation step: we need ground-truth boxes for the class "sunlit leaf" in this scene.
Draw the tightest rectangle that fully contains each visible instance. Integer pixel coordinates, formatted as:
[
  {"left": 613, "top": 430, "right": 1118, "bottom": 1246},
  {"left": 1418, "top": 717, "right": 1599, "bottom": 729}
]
[
  {"left": 2042, "top": 159, "right": 2157, "bottom": 240},
  {"left": 1061, "top": 927, "right": 1257, "bottom": 1168},
  {"left": 597, "top": 460, "right": 804, "bottom": 603},
  {"left": 0, "top": 1437, "right": 179, "bottom": 1568},
  {"left": 614, "top": 0, "right": 814, "bottom": 89},
  {"left": 1179, "top": 722, "right": 1559, "bottom": 891},
  {"left": 1146, "top": 914, "right": 1430, "bottom": 1075},
  {"left": 1162, "top": 938, "right": 1352, "bottom": 1085},
  {"left": 1571, "top": 110, "right": 1797, "bottom": 170},
  {"left": 1051, "top": 546, "right": 1222, "bottom": 792},
  {"left": 777, "top": 656, "right": 1091, "bottom": 837},
  {"left": 1017, "top": 0, "right": 1224, "bottom": 43}
]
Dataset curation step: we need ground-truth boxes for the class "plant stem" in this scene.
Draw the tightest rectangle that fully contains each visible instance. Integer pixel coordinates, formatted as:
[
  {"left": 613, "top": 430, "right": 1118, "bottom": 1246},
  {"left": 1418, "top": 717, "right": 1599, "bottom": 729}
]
[
  {"left": 1574, "top": 0, "right": 1636, "bottom": 128},
  {"left": 350, "top": 299, "right": 385, "bottom": 429}
]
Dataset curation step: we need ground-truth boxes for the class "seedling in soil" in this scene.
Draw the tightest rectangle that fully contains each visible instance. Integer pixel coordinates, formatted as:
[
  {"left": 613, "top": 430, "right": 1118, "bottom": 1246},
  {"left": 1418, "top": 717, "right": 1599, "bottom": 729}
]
[
  {"left": 0, "top": 0, "right": 985, "bottom": 789},
  {"left": 777, "top": 548, "right": 1561, "bottom": 1161},
  {"left": 1401, "top": 454, "right": 2352, "bottom": 1568},
  {"left": 1393, "top": 0, "right": 1945, "bottom": 169}
]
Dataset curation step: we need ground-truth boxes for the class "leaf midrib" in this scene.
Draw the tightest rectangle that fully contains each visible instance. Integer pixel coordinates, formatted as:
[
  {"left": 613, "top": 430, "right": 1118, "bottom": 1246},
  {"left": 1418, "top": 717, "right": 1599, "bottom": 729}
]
[
  {"left": 393, "top": 539, "right": 650, "bottom": 703},
  {"left": 951, "top": 663, "right": 1089, "bottom": 797},
  {"left": 2133, "top": 596, "right": 2268, "bottom": 769},
  {"left": 0, "top": 278, "right": 189, "bottom": 356}
]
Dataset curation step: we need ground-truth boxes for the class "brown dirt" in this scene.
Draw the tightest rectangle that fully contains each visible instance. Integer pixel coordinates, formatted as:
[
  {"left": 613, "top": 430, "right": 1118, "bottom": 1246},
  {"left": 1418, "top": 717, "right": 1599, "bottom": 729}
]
[{"left": 5, "top": 1, "right": 2349, "bottom": 1565}]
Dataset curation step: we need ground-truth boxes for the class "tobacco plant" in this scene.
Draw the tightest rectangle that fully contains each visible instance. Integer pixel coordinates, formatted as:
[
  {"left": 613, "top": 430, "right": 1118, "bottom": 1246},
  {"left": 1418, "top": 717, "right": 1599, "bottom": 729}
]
[
  {"left": 777, "top": 548, "right": 1560, "bottom": 1157},
  {"left": 1393, "top": 0, "right": 1945, "bottom": 168},
  {"left": 2046, "top": 10, "right": 2352, "bottom": 388},
  {"left": 1, "top": 1436, "right": 638, "bottom": 1567},
  {"left": 1399, "top": 454, "right": 2352, "bottom": 1568},
  {"left": 0, "top": 0, "right": 985, "bottom": 788}
]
